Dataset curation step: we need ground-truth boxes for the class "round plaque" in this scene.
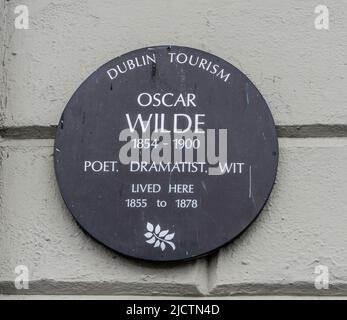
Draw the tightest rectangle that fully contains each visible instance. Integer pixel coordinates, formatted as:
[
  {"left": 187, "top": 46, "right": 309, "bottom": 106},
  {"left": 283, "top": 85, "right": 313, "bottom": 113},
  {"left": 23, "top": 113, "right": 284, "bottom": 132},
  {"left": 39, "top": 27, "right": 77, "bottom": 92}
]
[{"left": 54, "top": 46, "right": 278, "bottom": 261}]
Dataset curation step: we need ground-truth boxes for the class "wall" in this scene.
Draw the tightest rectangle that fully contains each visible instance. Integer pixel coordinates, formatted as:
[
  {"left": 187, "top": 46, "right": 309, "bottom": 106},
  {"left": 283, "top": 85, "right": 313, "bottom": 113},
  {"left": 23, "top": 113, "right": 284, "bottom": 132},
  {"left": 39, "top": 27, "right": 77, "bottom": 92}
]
[{"left": 1, "top": 0, "right": 347, "bottom": 297}]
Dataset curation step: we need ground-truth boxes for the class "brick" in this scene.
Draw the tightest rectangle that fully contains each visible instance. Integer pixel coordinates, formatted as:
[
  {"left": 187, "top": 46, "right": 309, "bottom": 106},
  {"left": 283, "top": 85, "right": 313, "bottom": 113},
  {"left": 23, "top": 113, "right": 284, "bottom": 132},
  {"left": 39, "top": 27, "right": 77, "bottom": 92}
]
[
  {"left": 0, "top": 140, "right": 207, "bottom": 295},
  {"left": 1, "top": 0, "right": 347, "bottom": 127},
  {"left": 210, "top": 138, "right": 347, "bottom": 295},
  {"left": 1, "top": 139, "right": 347, "bottom": 295}
]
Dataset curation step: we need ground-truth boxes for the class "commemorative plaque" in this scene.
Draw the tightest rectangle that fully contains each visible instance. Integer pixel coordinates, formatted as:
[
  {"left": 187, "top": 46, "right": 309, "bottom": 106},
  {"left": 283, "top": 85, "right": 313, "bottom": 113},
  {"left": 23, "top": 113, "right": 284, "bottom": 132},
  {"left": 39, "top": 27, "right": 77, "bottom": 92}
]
[{"left": 54, "top": 46, "right": 278, "bottom": 261}]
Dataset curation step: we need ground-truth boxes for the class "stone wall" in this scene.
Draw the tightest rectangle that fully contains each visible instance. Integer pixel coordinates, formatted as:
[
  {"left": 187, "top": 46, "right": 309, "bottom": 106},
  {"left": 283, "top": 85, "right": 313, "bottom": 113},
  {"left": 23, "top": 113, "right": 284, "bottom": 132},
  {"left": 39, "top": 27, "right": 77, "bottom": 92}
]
[{"left": 1, "top": 0, "right": 347, "bottom": 297}]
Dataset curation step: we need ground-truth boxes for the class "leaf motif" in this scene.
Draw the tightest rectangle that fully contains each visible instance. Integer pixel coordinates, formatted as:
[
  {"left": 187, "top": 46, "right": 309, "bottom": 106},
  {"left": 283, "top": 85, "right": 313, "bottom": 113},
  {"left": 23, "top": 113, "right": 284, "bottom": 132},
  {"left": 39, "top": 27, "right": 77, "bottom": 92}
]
[
  {"left": 159, "top": 230, "right": 169, "bottom": 237},
  {"left": 146, "top": 222, "right": 154, "bottom": 232},
  {"left": 146, "top": 237, "right": 155, "bottom": 244},
  {"left": 154, "top": 240, "right": 161, "bottom": 247},
  {"left": 160, "top": 242, "right": 166, "bottom": 251},
  {"left": 144, "top": 232, "right": 153, "bottom": 239},
  {"left": 167, "top": 241, "right": 176, "bottom": 250},
  {"left": 144, "top": 222, "right": 175, "bottom": 251},
  {"left": 165, "top": 233, "right": 175, "bottom": 240}
]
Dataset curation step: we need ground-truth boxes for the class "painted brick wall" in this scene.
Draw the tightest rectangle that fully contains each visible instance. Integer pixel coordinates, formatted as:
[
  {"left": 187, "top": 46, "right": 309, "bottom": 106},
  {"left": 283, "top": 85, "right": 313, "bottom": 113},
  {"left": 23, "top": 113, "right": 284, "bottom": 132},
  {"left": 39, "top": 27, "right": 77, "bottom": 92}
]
[{"left": 1, "top": 0, "right": 347, "bottom": 297}]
